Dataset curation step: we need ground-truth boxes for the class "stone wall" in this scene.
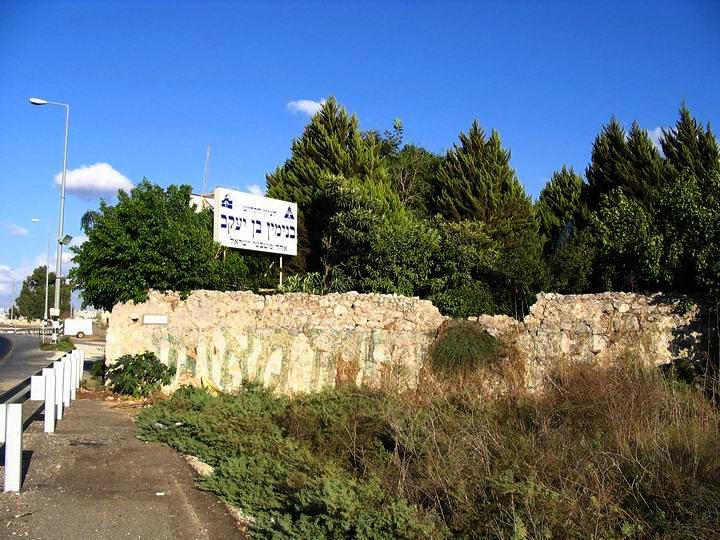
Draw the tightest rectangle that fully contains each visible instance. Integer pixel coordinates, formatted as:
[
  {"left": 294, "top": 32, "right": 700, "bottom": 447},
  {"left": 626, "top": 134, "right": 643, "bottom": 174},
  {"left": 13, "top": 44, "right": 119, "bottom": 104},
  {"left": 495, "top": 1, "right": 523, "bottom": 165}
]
[
  {"left": 106, "top": 290, "right": 701, "bottom": 395},
  {"left": 471, "top": 292, "right": 700, "bottom": 388},
  {"left": 106, "top": 290, "right": 445, "bottom": 394}
]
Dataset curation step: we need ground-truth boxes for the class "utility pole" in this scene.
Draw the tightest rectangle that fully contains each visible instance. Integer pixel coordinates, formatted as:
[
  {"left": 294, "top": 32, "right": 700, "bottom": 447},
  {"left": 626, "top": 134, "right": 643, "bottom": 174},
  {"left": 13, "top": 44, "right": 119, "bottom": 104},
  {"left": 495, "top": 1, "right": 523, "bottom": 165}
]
[
  {"left": 9, "top": 271, "right": 15, "bottom": 320},
  {"left": 29, "top": 97, "right": 70, "bottom": 340},
  {"left": 202, "top": 144, "right": 211, "bottom": 194}
]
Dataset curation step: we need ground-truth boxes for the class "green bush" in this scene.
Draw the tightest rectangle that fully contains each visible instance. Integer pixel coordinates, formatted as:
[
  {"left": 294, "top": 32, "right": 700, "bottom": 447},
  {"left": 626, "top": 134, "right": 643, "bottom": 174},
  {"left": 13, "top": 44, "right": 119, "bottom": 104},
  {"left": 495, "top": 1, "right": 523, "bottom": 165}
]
[
  {"left": 280, "top": 272, "right": 325, "bottom": 294},
  {"left": 282, "top": 386, "right": 394, "bottom": 477},
  {"left": 40, "top": 336, "right": 74, "bottom": 352},
  {"left": 105, "top": 351, "right": 175, "bottom": 397},
  {"left": 137, "top": 384, "right": 445, "bottom": 539},
  {"left": 429, "top": 320, "right": 500, "bottom": 376},
  {"left": 90, "top": 358, "right": 107, "bottom": 380}
]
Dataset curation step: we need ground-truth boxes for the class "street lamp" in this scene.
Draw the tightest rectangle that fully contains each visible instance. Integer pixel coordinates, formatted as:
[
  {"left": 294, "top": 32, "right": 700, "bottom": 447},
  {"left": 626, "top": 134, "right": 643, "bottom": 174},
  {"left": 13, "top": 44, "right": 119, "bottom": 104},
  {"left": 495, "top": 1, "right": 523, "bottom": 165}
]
[
  {"left": 29, "top": 97, "right": 70, "bottom": 324},
  {"left": 30, "top": 218, "right": 51, "bottom": 322}
]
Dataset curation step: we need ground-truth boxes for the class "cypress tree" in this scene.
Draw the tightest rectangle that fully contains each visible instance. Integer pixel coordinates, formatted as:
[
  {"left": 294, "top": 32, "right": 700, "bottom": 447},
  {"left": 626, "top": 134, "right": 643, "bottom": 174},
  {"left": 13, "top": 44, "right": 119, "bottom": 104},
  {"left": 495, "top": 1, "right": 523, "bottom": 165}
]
[
  {"left": 584, "top": 117, "right": 632, "bottom": 211},
  {"left": 661, "top": 104, "right": 720, "bottom": 181},
  {"left": 585, "top": 117, "right": 665, "bottom": 210},
  {"left": 536, "top": 166, "right": 584, "bottom": 252},
  {"left": 435, "top": 121, "right": 524, "bottom": 223},
  {"left": 626, "top": 121, "right": 664, "bottom": 204},
  {"left": 266, "top": 97, "right": 388, "bottom": 272},
  {"left": 435, "top": 120, "right": 542, "bottom": 316}
]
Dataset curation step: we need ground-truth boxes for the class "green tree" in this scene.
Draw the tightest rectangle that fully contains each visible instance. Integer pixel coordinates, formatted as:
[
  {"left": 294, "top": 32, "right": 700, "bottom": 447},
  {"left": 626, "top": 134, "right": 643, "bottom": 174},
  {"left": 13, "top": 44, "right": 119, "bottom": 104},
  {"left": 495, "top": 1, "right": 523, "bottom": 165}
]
[
  {"left": 13, "top": 266, "right": 70, "bottom": 319},
  {"left": 593, "top": 189, "right": 664, "bottom": 291},
  {"left": 545, "top": 228, "right": 598, "bottom": 294},
  {"left": 428, "top": 220, "right": 500, "bottom": 317},
  {"left": 387, "top": 145, "right": 441, "bottom": 217},
  {"left": 587, "top": 106, "right": 720, "bottom": 296},
  {"left": 626, "top": 121, "right": 664, "bottom": 204},
  {"left": 435, "top": 121, "right": 543, "bottom": 315},
  {"left": 656, "top": 169, "right": 720, "bottom": 295},
  {"left": 70, "top": 180, "right": 250, "bottom": 311},
  {"left": 266, "top": 97, "right": 388, "bottom": 273},
  {"left": 435, "top": 121, "right": 523, "bottom": 223},
  {"left": 536, "top": 166, "right": 584, "bottom": 252},
  {"left": 315, "top": 174, "right": 439, "bottom": 296},
  {"left": 584, "top": 117, "right": 631, "bottom": 211},
  {"left": 661, "top": 104, "right": 720, "bottom": 181},
  {"left": 584, "top": 118, "right": 664, "bottom": 211}
]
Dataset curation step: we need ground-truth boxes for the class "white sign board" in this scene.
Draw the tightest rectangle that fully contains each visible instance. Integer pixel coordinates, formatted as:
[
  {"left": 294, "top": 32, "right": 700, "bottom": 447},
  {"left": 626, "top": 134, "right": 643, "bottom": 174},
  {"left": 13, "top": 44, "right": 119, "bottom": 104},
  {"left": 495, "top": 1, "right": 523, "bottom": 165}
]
[
  {"left": 213, "top": 188, "right": 297, "bottom": 256},
  {"left": 143, "top": 314, "right": 169, "bottom": 325}
]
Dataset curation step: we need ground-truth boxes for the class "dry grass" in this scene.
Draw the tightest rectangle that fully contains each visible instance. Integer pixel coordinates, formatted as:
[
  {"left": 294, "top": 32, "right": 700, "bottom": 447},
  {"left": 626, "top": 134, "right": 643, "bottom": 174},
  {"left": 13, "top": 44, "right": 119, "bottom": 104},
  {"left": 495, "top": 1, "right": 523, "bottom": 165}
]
[{"left": 378, "top": 355, "right": 720, "bottom": 538}]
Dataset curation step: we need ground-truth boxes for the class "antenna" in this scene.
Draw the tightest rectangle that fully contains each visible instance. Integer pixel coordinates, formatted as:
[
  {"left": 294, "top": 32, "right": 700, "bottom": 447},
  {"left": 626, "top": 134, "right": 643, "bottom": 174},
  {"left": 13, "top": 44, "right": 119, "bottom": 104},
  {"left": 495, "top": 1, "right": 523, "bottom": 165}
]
[{"left": 202, "top": 144, "right": 211, "bottom": 193}]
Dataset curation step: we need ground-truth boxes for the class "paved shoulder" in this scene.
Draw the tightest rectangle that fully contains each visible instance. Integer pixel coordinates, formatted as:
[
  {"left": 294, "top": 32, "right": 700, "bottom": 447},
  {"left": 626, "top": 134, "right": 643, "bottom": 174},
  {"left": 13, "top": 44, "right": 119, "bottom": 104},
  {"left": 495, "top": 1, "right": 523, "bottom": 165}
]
[
  {"left": 0, "top": 398, "right": 243, "bottom": 539},
  {"left": 0, "top": 333, "right": 58, "bottom": 393}
]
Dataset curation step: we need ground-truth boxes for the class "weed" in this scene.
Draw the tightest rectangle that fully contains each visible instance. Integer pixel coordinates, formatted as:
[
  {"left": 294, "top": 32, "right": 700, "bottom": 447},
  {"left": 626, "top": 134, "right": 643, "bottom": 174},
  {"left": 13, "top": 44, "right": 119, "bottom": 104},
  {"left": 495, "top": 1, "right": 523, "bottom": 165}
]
[
  {"left": 429, "top": 319, "right": 500, "bottom": 377},
  {"left": 40, "top": 336, "right": 74, "bottom": 352}
]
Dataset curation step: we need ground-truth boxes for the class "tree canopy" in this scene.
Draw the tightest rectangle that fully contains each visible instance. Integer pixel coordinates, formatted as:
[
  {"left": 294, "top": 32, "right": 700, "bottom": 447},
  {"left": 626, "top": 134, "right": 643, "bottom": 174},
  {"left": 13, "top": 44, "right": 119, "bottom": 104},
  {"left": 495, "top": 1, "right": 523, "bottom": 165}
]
[
  {"left": 69, "top": 101, "right": 720, "bottom": 319},
  {"left": 13, "top": 265, "right": 70, "bottom": 320},
  {"left": 70, "top": 180, "right": 251, "bottom": 311}
]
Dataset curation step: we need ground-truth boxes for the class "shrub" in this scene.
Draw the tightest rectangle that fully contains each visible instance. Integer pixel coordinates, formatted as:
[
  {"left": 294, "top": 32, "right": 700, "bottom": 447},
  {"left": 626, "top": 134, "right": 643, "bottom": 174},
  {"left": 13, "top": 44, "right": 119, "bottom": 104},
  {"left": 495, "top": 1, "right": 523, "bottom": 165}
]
[
  {"left": 90, "top": 358, "right": 107, "bottom": 380},
  {"left": 280, "top": 272, "right": 324, "bottom": 294},
  {"left": 282, "top": 386, "right": 395, "bottom": 478},
  {"left": 429, "top": 320, "right": 500, "bottom": 376},
  {"left": 40, "top": 336, "right": 74, "bottom": 352},
  {"left": 137, "top": 384, "right": 443, "bottom": 539},
  {"left": 105, "top": 351, "right": 175, "bottom": 397}
]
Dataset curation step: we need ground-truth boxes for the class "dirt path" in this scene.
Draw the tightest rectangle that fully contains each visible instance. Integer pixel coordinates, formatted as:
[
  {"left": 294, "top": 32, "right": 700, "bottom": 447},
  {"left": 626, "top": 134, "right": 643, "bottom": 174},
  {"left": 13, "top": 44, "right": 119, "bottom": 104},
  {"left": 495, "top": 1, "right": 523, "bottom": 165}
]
[{"left": 0, "top": 398, "right": 243, "bottom": 539}]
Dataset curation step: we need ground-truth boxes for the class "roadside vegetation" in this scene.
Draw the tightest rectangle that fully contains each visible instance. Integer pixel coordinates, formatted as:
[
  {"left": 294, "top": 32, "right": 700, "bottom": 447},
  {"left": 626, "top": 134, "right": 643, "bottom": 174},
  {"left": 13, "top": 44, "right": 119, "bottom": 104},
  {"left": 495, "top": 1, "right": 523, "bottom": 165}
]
[
  {"left": 84, "top": 352, "right": 174, "bottom": 398},
  {"left": 137, "top": 353, "right": 720, "bottom": 539},
  {"left": 40, "top": 335, "right": 74, "bottom": 352}
]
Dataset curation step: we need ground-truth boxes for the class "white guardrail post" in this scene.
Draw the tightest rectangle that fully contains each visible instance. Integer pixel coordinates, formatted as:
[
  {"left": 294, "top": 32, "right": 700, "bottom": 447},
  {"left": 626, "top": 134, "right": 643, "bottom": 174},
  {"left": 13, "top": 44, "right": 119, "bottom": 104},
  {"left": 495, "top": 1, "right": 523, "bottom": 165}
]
[
  {"left": 54, "top": 358, "right": 64, "bottom": 420},
  {"left": 79, "top": 350, "right": 85, "bottom": 386},
  {"left": 62, "top": 355, "right": 71, "bottom": 408},
  {"left": 70, "top": 351, "right": 77, "bottom": 400},
  {"left": 3, "top": 349, "right": 86, "bottom": 492},
  {"left": 3, "top": 403, "right": 23, "bottom": 492},
  {"left": 0, "top": 403, "right": 5, "bottom": 445},
  {"left": 43, "top": 367, "right": 56, "bottom": 433}
]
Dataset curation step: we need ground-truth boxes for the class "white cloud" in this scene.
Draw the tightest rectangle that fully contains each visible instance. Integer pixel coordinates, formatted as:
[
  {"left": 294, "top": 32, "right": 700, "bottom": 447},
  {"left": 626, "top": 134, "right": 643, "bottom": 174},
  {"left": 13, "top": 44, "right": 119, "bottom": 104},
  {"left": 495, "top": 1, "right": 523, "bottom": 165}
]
[
  {"left": 246, "top": 184, "right": 265, "bottom": 196},
  {"left": 0, "top": 262, "right": 32, "bottom": 309},
  {"left": 54, "top": 162, "right": 133, "bottom": 199},
  {"left": 287, "top": 99, "right": 325, "bottom": 117},
  {"left": 647, "top": 127, "right": 665, "bottom": 151},
  {"left": 5, "top": 223, "right": 29, "bottom": 237},
  {"left": 0, "top": 264, "right": 15, "bottom": 296}
]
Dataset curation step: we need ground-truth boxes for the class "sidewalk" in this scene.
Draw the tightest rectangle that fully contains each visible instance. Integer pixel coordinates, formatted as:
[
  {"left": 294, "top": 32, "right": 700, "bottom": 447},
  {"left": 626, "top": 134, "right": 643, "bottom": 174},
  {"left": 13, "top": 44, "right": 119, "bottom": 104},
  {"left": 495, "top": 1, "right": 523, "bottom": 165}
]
[{"left": 0, "top": 355, "right": 242, "bottom": 539}]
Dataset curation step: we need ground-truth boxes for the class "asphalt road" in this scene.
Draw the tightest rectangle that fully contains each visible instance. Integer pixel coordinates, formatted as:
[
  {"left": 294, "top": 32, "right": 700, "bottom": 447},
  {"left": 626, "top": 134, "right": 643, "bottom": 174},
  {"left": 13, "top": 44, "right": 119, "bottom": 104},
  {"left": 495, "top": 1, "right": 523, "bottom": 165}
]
[{"left": 0, "top": 333, "right": 58, "bottom": 394}]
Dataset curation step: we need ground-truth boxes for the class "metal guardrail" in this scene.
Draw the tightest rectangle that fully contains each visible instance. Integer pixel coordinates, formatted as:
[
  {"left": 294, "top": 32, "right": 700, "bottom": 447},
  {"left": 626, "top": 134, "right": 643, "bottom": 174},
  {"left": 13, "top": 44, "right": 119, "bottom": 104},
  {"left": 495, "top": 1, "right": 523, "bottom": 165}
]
[
  {"left": 0, "top": 360, "right": 55, "bottom": 405},
  {"left": 0, "top": 326, "right": 55, "bottom": 336},
  {"left": 0, "top": 349, "right": 84, "bottom": 492}
]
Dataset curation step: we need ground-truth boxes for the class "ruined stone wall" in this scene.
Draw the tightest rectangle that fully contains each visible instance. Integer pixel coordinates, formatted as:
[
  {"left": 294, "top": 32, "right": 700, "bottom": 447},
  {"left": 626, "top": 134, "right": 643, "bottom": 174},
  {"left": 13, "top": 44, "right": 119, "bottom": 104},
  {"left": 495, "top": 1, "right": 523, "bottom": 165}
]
[
  {"left": 105, "top": 290, "right": 446, "bottom": 394},
  {"left": 472, "top": 292, "right": 700, "bottom": 388},
  {"left": 106, "top": 290, "right": 700, "bottom": 395}
]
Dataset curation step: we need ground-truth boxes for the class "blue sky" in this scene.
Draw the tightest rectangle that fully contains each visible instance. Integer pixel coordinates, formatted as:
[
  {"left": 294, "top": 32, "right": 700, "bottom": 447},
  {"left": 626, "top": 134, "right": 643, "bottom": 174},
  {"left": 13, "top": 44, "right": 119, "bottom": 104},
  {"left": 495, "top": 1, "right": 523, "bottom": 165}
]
[{"left": 1, "top": 0, "right": 718, "bottom": 310}]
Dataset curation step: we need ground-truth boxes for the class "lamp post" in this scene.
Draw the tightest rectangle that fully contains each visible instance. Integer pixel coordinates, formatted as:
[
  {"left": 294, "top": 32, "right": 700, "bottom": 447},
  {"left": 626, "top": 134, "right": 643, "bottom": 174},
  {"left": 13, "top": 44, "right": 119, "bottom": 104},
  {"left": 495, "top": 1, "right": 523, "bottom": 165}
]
[
  {"left": 29, "top": 97, "right": 70, "bottom": 325},
  {"left": 30, "top": 218, "right": 51, "bottom": 322}
]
